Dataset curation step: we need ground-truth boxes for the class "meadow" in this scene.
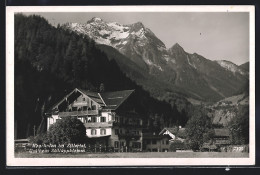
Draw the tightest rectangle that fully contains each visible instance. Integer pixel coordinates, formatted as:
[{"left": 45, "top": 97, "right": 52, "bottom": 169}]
[{"left": 15, "top": 151, "right": 249, "bottom": 158}]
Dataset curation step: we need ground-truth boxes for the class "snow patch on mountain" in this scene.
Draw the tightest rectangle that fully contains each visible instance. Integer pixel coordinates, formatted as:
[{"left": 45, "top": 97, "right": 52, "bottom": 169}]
[{"left": 62, "top": 17, "right": 169, "bottom": 72}]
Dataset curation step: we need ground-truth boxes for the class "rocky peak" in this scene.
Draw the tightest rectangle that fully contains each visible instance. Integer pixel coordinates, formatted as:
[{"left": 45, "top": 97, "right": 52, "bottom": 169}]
[
  {"left": 168, "top": 43, "right": 185, "bottom": 55},
  {"left": 129, "top": 22, "right": 146, "bottom": 33}
]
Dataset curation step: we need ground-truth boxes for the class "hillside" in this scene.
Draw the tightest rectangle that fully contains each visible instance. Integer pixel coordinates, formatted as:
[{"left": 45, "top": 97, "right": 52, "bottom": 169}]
[
  {"left": 207, "top": 93, "right": 249, "bottom": 126},
  {"left": 14, "top": 14, "right": 187, "bottom": 138},
  {"left": 239, "top": 62, "right": 249, "bottom": 72}
]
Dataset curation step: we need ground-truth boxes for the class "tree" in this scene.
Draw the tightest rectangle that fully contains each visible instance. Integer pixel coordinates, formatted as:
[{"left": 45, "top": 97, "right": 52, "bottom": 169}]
[
  {"left": 185, "top": 108, "right": 212, "bottom": 151},
  {"left": 46, "top": 117, "right": 86, "bottom": 144},
  {"left": 228, "top": 105, "right": 249, "bottom": 145}
]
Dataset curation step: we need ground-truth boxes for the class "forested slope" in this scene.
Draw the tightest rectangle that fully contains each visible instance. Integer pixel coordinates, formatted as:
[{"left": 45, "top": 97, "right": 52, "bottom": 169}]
[{"left": 14, "top": 14, "right": 188, "bottom": 138}]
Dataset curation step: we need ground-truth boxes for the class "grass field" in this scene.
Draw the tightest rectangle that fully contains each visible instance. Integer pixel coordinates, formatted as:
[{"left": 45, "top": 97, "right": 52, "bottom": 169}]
[{"left": 15, "top": 151, "right": 249, "bottom": 158}]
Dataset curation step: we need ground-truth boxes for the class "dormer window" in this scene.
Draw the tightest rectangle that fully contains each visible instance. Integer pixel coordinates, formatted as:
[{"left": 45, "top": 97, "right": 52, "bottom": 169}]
[{"left": 82, "top": 98, "right": 85, "bottom": 101}]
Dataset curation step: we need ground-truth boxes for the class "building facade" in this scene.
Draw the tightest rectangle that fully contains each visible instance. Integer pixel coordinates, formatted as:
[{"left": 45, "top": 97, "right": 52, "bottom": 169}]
[
  {"left": 143, "top": 133, "right": 171, "bottom": 152},
  {"left": 46, "top": 88, "right": 143, "bottom": 151}
]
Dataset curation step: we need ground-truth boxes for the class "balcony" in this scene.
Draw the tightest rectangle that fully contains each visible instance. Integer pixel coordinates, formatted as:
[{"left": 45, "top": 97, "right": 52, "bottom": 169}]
[
  {"left": 59, "top": 110, "right": 98, "bottom": 117},
  {"left": 84, "top": 122, "right": 113, "bottom": 128}
]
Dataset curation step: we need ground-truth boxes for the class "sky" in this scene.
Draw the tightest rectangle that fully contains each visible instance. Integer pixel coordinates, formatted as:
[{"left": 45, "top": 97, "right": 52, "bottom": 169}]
[{"left": 23, "top": 12, "right": 249, "bottom": 65}]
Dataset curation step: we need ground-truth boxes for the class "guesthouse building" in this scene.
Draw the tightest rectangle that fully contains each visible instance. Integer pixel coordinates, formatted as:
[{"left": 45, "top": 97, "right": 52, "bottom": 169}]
[{"left": 46, "top": 88, "right": 143, "bottom": 151}]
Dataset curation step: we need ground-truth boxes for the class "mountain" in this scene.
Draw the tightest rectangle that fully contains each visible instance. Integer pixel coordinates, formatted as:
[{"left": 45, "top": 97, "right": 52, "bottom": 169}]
[
  {"left": 62, "top": 18, "right": 168, "bottom": 73},
  {"left": 14, "top": 14, "right": 187, "bottom": 138},
  {"left": 62, "top": 17, "right": 249, "bottom": 104},
  {"left": 239, "top": 62, "right": 249, "bottom": 72},
  {"left": 215, "top": 60, "right": 248, "bottom": 76}
]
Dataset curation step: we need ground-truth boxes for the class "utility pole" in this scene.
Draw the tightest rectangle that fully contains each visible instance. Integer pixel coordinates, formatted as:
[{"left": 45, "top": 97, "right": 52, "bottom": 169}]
[{"left": 33, "top": 125, "right": 36, "bottom": 137}]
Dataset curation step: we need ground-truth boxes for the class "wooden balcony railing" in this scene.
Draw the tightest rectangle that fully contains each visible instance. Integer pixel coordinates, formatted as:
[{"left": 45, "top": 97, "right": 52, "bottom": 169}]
[{"left": 59, "top": 110, "right": 98, "bottom": 117}]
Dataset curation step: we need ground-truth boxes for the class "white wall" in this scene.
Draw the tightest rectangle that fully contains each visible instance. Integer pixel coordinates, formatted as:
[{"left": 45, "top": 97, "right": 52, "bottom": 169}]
[
  {"left": 86, "top": 128, "right": 112, "bottom": 137},
  {"left": 47, "top": 115, "right": 59, "bottom": 130},
  {"left": 101, "top": 112, "right": 113, "bottom": 122}
]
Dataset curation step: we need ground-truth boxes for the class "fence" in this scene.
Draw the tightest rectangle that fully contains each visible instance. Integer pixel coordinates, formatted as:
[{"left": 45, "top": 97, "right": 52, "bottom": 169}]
[{"left": 21, "top": 143, "right": 139, "bottom": 153}]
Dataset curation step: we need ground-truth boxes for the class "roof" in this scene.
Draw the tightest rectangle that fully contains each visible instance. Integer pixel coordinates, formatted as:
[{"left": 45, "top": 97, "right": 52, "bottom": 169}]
[
  {"left": 47, "top": 88, "right": 135, "bottom": 113},
  {"left": 214, "top": 128, "right": 230, "bottom": 137},
  {"left": 77, "top": 89, "right": 104, "bottom": 106},
  {"left": 99, "top": 90, "right": 135, "bottom": 110},
  {"left": 159, "top": 127, "right": 178, "bottom": 135},
  {"left": 159, "top": 127, "right": 187, "bottom": 140}
]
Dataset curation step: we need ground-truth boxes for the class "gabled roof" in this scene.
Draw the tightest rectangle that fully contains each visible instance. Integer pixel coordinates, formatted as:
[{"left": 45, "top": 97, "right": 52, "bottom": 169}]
[
  {"left": 159, "top": 127, "right": 187, "bottom": 139},
  {"left": 47, "top": 88, "right": 135, "bottom": 113},
  {"left": 99, "top": 90, "right": 135, "bottom": 110},
  {"left": 214, "top": 128, "right": 230, "bottom": 137},
  {"left": 77, "top": 88, "right": 104, "bottom": 106},
  {"left": 159, "top": 127, "right": 178, "bottom": 135}
]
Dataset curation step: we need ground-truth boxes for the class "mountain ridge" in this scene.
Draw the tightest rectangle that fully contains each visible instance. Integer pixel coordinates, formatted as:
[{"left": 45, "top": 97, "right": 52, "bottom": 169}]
[{"left": 62, "top": 17, "right": 249, "bottom": 103}]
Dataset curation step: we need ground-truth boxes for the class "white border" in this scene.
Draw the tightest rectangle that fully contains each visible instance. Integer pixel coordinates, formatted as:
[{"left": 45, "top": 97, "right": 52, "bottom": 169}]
[{"left": 6, "top": 5, "right": 255, "bottom": 166}]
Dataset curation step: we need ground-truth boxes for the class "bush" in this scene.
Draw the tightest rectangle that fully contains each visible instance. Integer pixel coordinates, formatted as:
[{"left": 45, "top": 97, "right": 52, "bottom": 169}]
[
  {"left": 46, "top": 117, "right": 86, "bottom": 144},
  {"left": 170, "top": 140, "right": 189, "bottom": 152},
  {"left": 28, "top": 133, "right": 47, "bottom": 144}
]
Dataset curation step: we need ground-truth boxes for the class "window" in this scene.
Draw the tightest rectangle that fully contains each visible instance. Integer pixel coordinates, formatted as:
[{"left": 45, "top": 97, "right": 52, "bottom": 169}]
[
  {"left": 83, "top": 106, "right": 88, "bottom": 111},
  {"left": 91, "top": 116, "right": 96, "bottom": 122},
  {"left": 152, "top": 140, "right": 157, "bottom": 145},
  {"left": 119, "top": 129, "right": 123, "bottom": 134},
  {"left": 82, "top": 98, "right": 85, "bottom": 101},
  {"left": 101, "top": 117, "right": 106, "bottom": 122},
  {"left": 100, "top": 129, "right": 106, "bottom": 135},
  {"left": 115, "top": 129, "right": 119, "bottom": 135},
  {"left": 91, "top": 129, "right": 97, "bottom": 135},
  {"left": 120, "top": 141, "right": 125, "bottom": 147},
  {"left": 114, "top": 141, "right": 119, "bottom": 148},
  {"left": 72, "top": 107, "right": 77, "bottom": 111},
  {"left": 162, "top": 140, "right": 164, "bottom": 144},
  {"left": 166, "top": 140, "right": 169, "bottom": 145},
  {"left": 91, "top": 105, "right": 96, "bottom": 110}
]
